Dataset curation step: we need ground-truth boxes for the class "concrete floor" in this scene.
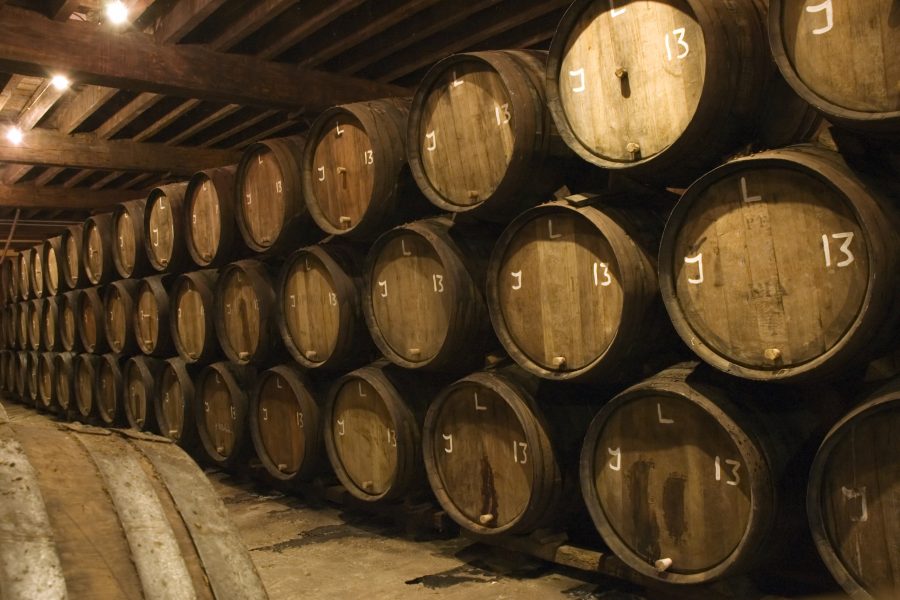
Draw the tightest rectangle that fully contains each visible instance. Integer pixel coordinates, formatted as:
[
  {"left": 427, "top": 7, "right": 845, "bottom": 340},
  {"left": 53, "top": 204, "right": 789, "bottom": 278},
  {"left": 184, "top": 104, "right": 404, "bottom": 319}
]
[{"left": 210, "top": 471, "right": 648, "bottom": 600}]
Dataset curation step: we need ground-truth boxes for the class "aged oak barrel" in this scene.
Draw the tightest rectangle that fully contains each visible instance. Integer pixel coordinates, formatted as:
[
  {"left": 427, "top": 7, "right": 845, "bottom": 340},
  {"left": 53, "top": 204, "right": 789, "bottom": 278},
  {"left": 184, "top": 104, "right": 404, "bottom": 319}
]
[
  {"left": 41, "top": 235, "right": 63, "bottom": 297},
  {"left": 1, "top": 305, "right": 12, "bottom": 350},
  {"left": 195, "top": 361, "right": 256, "bottom": 469},
  {"left": 53, "top": 352, "right": 76, "bottom": 418},
  {"left": 277, "top": 241, "right": 375, "bottom": 371},
  {"left": 29, "top": 244, "right": 44, "bottom": 299},
  {"left": 546, "top": 0, "right": 818, "bottom": 185},
  {"left": 96, "top": 354, "right": 124, "bottom": 427},
  {"left": 134, "top": 275, "right": 175, "bottom": 357},
  {"left": 0, "top": 411, "right": 266, "bottom": 600},
  {"left": 60, "top": 224, "right": 85, "bottom": 290},
  {"left": 112, "top": 198, "right": 153, "bottom": 279},
  {"left": 236, "top": 136, "right": 314, "bottom": 255},
  {"left": 76, "top": 287, "right": 110, "bottom": 354},
  {"left": 1, "top": 256, "right": 15, "bottom": 304},
  {"left": 41, "top": 296, "right": 59, "bottom": 352},
  {"left": 58, "top": 291, "right": 81, "bottom": 353},
  {"left": 17, "top": 249, "right": 31, "bottom": 300},
  {"left": 769, "top": 0, "right": 900, "bottom": 132},
  {"left": 214, "top": 259, "right": 280, "bottom": 366},
  {"left": 16, "top": 301, "right": 29, "bottom": 351},
  {"left": 580, "top": 362, "right": 836, "bottom": 584},
  {"left": 28, "top": 298, "right": 42, "bottom": 351},
  {"left": 488, "top": 197, "right": 669, "bottom": 382},
  {"left": 408, "top": 51, "right": 596, "bottom": 221},
  {"left": 659, "top": 147, "right": 900, "bottom": 382},
  {"left": 363, "top": 216, "right": 496, "bottom": 372},
  {"left": 157, "top": 357, "right": 201, "bottom": 450},
  {"left": 249, "top": 364, "right": 324, "bottom": 484},
  {"left": 82, "top": 213, "right": 116, "bottom": 286},
  {"left": 25, "top": 351, "right": 39, "bottom": 406},
  {"left": 303, "top": 98, "right": 428, "bottom": 239},
  {"left": 103, "top": 279, "right": 140, "bottom": 355},
  {"left": 123, "top": 355, "right": 163, "bottom": 433},
  {"left": 14, "top": 352, "right": 30, "bottom": 404},
  {"left": 423, "top": 367, "right": 591, "bottom": 535},
  {"left": 73, "top": 353, "right": 100, "bottom": 422},
  {"left": 185, "top": 166, "right": 243, "bottom": 268},
  {"left": 324, "top": 362, "right": 446, "bottom": 503},
  {"left": 0, "top": 351, "right": 13, "bottom": 396},
  {"left": 171, "top": 269, "right": 219, "bottom": 364},
  {"left": 144, "top": 183, "right": 190, "bottom": 273},
  {"left": 808, "top": 378, "right": 900, "bottom": 600},
  {"left": 36, "top": 352, "right": 56, "bottom": 412}
]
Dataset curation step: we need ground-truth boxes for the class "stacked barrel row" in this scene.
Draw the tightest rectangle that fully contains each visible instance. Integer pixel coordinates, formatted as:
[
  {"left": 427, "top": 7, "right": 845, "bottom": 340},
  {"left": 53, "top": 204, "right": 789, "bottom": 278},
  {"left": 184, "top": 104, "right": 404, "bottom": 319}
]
[{"left": 1, "top": 1, "right": 897, "bottom": 598}]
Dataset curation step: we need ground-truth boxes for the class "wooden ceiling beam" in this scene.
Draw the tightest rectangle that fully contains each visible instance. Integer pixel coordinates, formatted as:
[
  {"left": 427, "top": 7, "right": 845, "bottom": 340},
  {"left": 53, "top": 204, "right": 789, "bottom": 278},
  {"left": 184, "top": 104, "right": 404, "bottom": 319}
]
[
  {"left": 0, "top": 183, "right": 133, "bottom": 208},
  {"left": 90, "top": 170, "right": 125, "bottom": 190},
  {"left": 257, "top": 0, "right": 364, "bottom": 60},
  {"left": 48, "top": 0, "right": 83, "bottom": 20},
  {"left": 300, "top": 0, "right": 441, "bottom": 69},
  {"left": 62, "top": 169, "right": 97, "bottom": 188},
  {"left": 337, "top": 0, "right": 503, "bottom": 75},
  {"left": 208, "top": 0, "right": 298, "bottom": 51},
  {"left": 0, "top": 128, "right": 238, "bottom": 174},
  {"left": 374, "top": 0, "right": 569, "bottom": 83},
  {"left": 200, "top": 109, "right": 279, "bottom": 148},
  {"left": 165, "top": 104, "right": 241, "bottom": 145},
  {"left": 153, "top": 0, "right": 227, "bottom": 43},
  {"left": 0, "top": 6, "right": 406, "bottom": 110}
]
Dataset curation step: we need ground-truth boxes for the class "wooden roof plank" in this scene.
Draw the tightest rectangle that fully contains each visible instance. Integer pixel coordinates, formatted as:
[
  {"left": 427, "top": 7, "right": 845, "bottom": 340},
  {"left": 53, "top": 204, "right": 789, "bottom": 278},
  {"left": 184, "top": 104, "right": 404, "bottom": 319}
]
[
  {"left": 153, "top": 0, "right": 228, "bottom": 43},
  {"left": 0, "top": 182, "right": 133, "bottom": 208},
  {"left": 0, "top": 6, "right": 405, "bottom": 110},
  {"left": 0, "top": 128, "right": 238, "bottom": 174},
  {"left": 257, "top": 0, "right": 365, "bottom": 60}
]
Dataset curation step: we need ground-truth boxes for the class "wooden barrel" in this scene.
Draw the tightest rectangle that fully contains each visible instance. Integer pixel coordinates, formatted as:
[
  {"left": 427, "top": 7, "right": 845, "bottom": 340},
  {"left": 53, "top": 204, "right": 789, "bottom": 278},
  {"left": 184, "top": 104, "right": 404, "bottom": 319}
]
[
  {"left": 545, "top": 0, "right": 819, "bottom": 185},
  {"left": 1, "top": 305, "right": 11, "bottom": 351},
  {"left": 249, "top": 364, "right": 324, "bottom": 484},
  {"left": 95, "top": 354, "right": 124, "bottom": 427},
  {"left": 28, "top": 298, "right": 42, "bottom": 351},
  {"left": 58, "top": 291, "right": 81, "bottom": 353},
  {"left": 277, "top": 241, "right": 374, "bottom": 370},
  {"left": 29, "top": 244, "right": 44, "bottom": 299},
  {"left": 36, "top": 352, "right": 56, "bottom": 412},
  {"left": 25, "top": 350, "right": 39, "bottom": 406},
  {"left": 14, "top": 352, "right": 29, "bottom": 403},
  {"left": 659, "top": 147, "right": 900, "bottom": 382},
  {"left": 423, "top": 368, "right": 590, "bottom": 535},
  {"left": 185, "top": 166, "right": 244, "bottom": 268},
  {"left": 487, "top": 197, "right": 669, "bottom": 382},
  {"left": 768, "top": 0, "right": 900, "bottom": 132},
  {"left": 171, "top": 269, "right": 219, "bottom": 364},
  {"left": 363, "top": 216, "right": 496, "bottom": 372},
  {"left": 102, "top": 279, "right": 140, "bottom": 355},
  {"left": 195, "top": 361, "right": 256, "bottom": 469},
  {"left": 74, "top": 353, "right": 99, "bottom": 421},
  {"left": 0, "top": 256, "right": 15, "bottom": 304},
  {"left": 53, "top": 352, "right": 76, "bottom": 417},
  {"left": 579, "top": 362, "right": 832, "bottom": 584},
  {"left": 157, "top": 357, "right": 201, "bottom": 450},
  {"left": 112, "top": 198, "right": 153, "bottom": 279},
  {"left": 40, "top": 296, "right": 59, "bottom": 352},
  {"left": 17, "top": 249, "right": 31, "bottom": 300},
  {"left": 303, "top": 98, "right": 428, "bottom": 239},
  {"left": 82, "top": 213, "right": 116, "bottom": 286},
  {"left": 235, "top": 136, "right": 313, "bottom": 255},
  {"left": 144, "top": 182, "right": 190, "bottom": 273},
  {"left": 123, "top": 355, "right": 163, "bottom": 432},
  {"left": 807, "top": 378, "right": 900, "bottom": 599},
  {"left": 214, "top": 259, "right": 280, "bottom": 366},
  {"left": 41, "top": 235, "right": 63, "bottom": 297},
  {"left": 0, "top": 350, "right": 13, "bottom": 396},
  {"left": 0, "top": 415, "right": 267, "bottom": 599},
  {"left": 324, "top": 362, "right": 444, "bottom": 503},
  {"left": 76, "top": 287, "right": 110, "bottom": 354},
  {"left": 60, "top": 224, "right": 84, "bottom": 290},
  {"left": 409, "top": 50, "right": 595, "bottom": 220},
  {"left": 134, "top": 274, "right": 175, "bottom": 356},
  {"left": 16, "top": 301, "right": 29, "bottom": 351}
]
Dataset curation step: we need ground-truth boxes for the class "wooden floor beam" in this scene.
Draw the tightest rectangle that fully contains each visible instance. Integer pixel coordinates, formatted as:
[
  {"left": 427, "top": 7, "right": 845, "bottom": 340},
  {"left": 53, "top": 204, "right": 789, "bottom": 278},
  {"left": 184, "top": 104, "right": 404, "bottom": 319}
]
[{"left": 0, "top": 183, "right": 133, "bottom": 208}]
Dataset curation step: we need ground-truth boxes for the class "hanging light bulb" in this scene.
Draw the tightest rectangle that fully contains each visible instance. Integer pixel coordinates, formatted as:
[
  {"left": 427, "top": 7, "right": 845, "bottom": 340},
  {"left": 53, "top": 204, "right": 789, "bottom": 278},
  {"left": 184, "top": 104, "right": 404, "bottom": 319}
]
[
  {"left": 50, "top": 75, "right": 71, "bottom": 91},
  {"left": 6, "top": 127, "right": 23, "bottom": 145},
  {"left": 105, "top": 1, "right": 128, "bottom": 25}
]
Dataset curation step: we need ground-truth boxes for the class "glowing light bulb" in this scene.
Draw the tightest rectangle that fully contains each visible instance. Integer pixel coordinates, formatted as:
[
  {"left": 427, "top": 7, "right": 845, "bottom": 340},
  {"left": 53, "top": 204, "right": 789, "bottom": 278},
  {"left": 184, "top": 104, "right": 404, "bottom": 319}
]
[
  {"left": 50, "top": 75, "right": 70, "bottom": 91},
  {"left": 106, "top": 1, "right": 128, "bottom": 25},
  {"left": 6, "top": 127, "right": 23, "bottom": 145}
]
